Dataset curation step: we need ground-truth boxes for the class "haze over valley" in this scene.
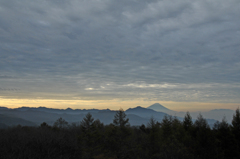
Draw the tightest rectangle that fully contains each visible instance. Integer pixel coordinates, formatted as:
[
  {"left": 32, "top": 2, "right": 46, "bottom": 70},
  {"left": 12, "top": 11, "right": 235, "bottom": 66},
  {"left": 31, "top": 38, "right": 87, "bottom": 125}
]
[
  {"left": 1, "top": 103, "right": 237, "bottom": 129},
  {"left": 0, "top": 0, "right": 240, "bottom": 112}
]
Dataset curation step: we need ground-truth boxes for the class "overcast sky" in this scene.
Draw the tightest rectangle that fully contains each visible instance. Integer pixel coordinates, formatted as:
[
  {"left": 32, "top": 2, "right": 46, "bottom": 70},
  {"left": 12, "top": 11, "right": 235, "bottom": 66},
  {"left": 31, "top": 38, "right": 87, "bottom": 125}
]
[{"left": 0, "top": 0, "right": 240, "bottom": 110}]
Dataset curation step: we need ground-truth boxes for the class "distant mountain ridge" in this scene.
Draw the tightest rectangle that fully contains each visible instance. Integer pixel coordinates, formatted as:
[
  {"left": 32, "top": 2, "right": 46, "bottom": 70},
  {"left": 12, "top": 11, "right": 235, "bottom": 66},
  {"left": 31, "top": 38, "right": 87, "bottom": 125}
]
[
  {"left": 0, "top": 105, "right": 173, "bottom": 127},
  {"left": 126, "top": 106, "right": 170, "bottom": 120},
  {"left": 0, "top": 105, "right": 221, "bottom": 128},
  {"left": 146, "top": 103, "right": 236, "bottom": 124},
  {"left": 13, "top": 106, "right": 111, "bottom": 114}
]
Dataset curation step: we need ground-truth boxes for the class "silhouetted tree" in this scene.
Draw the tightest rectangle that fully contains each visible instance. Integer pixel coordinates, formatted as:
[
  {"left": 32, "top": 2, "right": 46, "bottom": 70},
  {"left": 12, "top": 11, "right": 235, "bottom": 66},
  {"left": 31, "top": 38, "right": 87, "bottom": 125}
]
[
  {"left": 80, "top": 113, "right": 95, "bottom": 131},
  {"left": 107, "top": 109, "right": 133, "bottom": 159},
  {"left": 214, "top": 117, "right": 237, "bottom": 159},
  {"left": 231, "top": 108, "right": 240, "bottom": 156},
  {"left": 113, "top": 108, "right": 129, "bottom": 128},
  {"left": 40, "top": 122, "right": 51, "bottom": 129},
  {"left": 53, "top": 117, "right": 68, "bottom": 129},
  {"left": 79, "top": 113, "right": 104, "bottom": 158},
  {"left": 232, "top": 108, "right": 240, "bottom": 137},
  {"left": 147, "top": 116, "right": 161, "bottom": 157},
  {"left": 161, "top": 115, "right": 173, "bottom": 139},
  {"left": 183, "top": 112, "right": 193, "bottom": 131},
  {"left": 147, "top": 116, "right": 157, "bottom": 129},
  {"left": 193, "top": 114, "right": 216, "bottom": 159}
]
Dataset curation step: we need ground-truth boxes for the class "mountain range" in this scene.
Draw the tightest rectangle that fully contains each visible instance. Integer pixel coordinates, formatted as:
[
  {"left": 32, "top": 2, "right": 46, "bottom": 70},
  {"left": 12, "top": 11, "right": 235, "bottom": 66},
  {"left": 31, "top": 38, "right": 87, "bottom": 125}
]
[
  {"left": 146, "top": 103, "right": 236, "bottom": 123},
  {"left": 1, "top": 103, "right": 231, "bottom": 128}
]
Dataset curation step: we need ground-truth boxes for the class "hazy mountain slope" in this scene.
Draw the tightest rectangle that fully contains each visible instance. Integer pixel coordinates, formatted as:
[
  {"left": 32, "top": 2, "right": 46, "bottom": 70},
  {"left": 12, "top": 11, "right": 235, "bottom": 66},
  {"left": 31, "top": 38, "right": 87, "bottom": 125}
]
[
  {"left": 146, "top": 103, "right": 220, "bottom": 126},
  {"left": 148, "top": 103, "right": 171, "bottom": 111},
  {"left": 168, "top": 109, "right": 236, "bottom": 123},
  {"left": 15, "top": 106, "right": 102, "bottom": 114},
  {"left": 126, "top": 106, "right": 169, "bottom": 120},
  {"left": 205, "top": 109, "right": 235, "bottom": 122},
  {"left": 0, "top": 122, "right": 8, "bottom": 129},
  {"left": 0, "top": 106, "right": 221, "bottom": 127},
  {"left": 0, "top": 107, "right": 8, "bottom": 110},
  {"left": 0, "top": 108, "right": 150, "bottom": 126},
  {"left": 0, "top": 114, "right": 36, "bottom": 127},
  {"left": 0, "top": 109, "right": 86, "bottom": 125},
  {"left": 147, "top": 103, "right": 174, "bottom": 114}
]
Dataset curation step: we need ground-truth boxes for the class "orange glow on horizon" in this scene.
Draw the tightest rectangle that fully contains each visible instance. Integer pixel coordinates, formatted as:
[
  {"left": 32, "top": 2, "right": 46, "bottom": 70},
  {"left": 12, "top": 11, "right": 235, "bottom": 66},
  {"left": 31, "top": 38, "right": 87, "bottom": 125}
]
[{"left": 0, "top": 98, "right": 239, "bottom": 112}]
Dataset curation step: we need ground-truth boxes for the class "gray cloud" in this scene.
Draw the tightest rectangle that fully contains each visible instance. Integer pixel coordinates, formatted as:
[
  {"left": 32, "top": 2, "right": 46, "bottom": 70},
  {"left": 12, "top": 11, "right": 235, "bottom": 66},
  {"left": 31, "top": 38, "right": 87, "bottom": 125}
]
[
  {"left": 0, "top": 88, "right": 19, "bottom": 91},
  {"left": 0, "top": 0, "right": 240, "bottom": 103}
]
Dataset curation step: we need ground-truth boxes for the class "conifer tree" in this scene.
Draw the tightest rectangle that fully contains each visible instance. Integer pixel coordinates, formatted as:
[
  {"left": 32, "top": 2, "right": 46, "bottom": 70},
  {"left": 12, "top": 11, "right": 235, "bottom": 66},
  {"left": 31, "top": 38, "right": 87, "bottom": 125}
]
[
  {"left": 80, "top": 113, "right": 95, "bottom": 131},
  {"left": 214, "top": 116, "right": 237, "bottom": 158},
  {"left": 161, "top": 115, "right": 173, "bottom": 139},
  {"left": 183, "top": 112, "right": 193, "bottom": 131},
  {"left": 147, "top": 116, "right": 157, "bottom": 129},
  {"left": 232, "top": 108, "right": 240, "bottom": 135},
  {"left": 53, "top": 117, "right": 68, "bottom": 129},
  {"left": 113, "top": 108, "right": 129, "bottom": 127},
  {"left": 193, "top": 114, "right": 216, "bottom": 158},
  {"left": 194, "top": 113, "right": 209, "bottom": 129},
  {"left": 231, "top": 108, "right": 240, "bottom": 154}
]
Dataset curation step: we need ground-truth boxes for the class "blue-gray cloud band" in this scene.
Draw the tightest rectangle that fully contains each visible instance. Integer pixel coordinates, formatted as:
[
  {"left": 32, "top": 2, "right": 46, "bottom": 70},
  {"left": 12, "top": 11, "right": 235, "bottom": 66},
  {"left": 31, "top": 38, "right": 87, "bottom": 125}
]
[{"left": 0, "top": 0, "right": 240, "bottom": 103}]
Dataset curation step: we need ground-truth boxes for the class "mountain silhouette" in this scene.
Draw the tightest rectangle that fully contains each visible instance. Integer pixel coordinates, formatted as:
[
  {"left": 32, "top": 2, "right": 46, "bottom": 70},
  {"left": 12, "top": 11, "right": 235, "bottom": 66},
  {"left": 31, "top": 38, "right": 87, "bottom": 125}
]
[
  {"left": 0, "top": 105, "right": 219, "bottom": 127},
  {"left": 147, "top": 103, "right": 172, "bottom": 112},
  {"left": 126, "top": 106, "right": 170, "bottom": 120}
]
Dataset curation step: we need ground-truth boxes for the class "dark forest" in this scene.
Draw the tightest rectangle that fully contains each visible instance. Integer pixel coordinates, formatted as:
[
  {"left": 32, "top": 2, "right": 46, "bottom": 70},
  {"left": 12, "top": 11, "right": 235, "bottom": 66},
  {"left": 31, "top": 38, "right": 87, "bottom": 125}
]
[{"left": 1, "top": 108, "right": 240, "bottom": 159}]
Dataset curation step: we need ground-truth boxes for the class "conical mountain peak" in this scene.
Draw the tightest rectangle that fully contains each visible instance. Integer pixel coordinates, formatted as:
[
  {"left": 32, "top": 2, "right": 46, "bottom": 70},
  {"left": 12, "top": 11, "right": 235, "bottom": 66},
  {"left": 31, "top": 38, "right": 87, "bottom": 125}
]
[{"left": 147, "top": 103, "right": 172, "bottom": 112}]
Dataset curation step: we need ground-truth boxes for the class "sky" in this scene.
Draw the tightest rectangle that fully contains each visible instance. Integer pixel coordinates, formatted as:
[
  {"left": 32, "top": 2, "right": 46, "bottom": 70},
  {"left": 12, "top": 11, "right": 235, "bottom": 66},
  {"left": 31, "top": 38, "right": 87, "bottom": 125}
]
[{"left": 0, "top": 0, "right": 240, "bottom": 111}]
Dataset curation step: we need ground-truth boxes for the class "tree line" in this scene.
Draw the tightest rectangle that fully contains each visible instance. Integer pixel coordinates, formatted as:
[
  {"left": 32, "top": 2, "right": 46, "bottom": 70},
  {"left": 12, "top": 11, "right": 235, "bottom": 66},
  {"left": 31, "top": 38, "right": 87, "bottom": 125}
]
[{"left": 0, "top": 108, "right": 240, "bottom": 159}]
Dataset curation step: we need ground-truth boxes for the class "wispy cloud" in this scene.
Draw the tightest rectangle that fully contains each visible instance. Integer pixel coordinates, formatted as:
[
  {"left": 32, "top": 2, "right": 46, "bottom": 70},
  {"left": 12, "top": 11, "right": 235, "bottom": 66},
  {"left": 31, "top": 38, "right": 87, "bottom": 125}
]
[{"left": 0, "top": 88, "right": 20, "bottom": 91}]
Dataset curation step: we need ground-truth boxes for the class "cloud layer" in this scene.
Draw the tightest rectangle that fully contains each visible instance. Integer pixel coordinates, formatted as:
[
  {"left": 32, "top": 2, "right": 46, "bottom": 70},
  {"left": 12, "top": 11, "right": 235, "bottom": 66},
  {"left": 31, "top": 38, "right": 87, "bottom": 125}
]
[{"left": 0, "top": 0, "right": 240, "bottom": 104}]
